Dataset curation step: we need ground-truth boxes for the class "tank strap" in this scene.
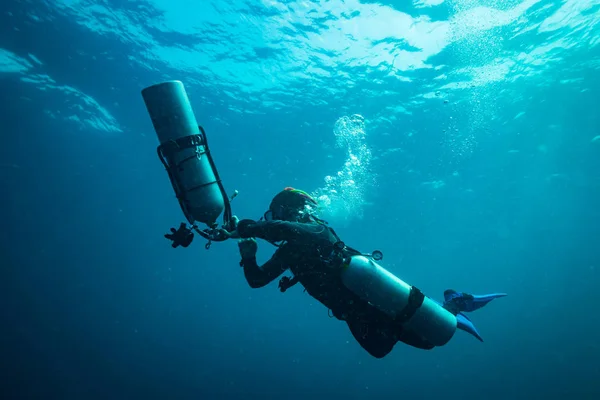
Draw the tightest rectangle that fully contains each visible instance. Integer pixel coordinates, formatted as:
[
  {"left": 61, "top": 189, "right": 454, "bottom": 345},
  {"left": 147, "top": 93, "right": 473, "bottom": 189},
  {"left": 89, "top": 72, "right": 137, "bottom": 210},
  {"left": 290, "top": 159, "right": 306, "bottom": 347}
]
[
  {"left": 395, "top": 286, "right": 425, "bottom": 325},
  {"left": 197, "top": 126, "right": 234, "bottom": 230},
  {"left": 158, "top": 132, "right": 206, "bottom": 154}
]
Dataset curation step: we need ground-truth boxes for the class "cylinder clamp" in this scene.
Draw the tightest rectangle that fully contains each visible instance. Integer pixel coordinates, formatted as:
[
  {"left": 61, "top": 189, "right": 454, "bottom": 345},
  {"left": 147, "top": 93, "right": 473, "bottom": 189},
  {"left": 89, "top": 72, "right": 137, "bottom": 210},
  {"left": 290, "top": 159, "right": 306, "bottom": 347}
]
[{"left": 395, "top": 286, "right": 425, "bottom": 325}]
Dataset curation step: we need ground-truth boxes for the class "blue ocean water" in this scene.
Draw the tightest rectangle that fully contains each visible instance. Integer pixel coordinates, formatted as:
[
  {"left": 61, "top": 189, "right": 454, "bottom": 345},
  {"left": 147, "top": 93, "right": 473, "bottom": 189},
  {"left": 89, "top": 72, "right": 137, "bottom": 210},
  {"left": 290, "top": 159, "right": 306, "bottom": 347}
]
[{"left": 1, "top": 0, "right": 599, "bottom": 398}]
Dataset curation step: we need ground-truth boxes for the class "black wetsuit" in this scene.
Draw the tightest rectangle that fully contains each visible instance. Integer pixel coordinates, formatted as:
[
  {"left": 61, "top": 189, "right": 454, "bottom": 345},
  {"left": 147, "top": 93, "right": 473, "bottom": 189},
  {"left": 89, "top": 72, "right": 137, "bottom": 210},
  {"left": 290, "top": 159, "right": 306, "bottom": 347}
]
[{"left": 237, "top": 219, "right": 434, "bottom": 358}]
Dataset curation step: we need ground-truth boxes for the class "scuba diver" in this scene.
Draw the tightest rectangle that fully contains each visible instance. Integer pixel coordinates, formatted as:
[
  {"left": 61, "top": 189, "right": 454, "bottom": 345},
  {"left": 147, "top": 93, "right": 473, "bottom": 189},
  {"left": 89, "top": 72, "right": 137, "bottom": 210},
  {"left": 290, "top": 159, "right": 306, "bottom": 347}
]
[
  {"left": 167, "top": 187, "right": 506, "bottom": 358},
  {"left": 141, "top": 81, "right": 505, "bottom": 358}
]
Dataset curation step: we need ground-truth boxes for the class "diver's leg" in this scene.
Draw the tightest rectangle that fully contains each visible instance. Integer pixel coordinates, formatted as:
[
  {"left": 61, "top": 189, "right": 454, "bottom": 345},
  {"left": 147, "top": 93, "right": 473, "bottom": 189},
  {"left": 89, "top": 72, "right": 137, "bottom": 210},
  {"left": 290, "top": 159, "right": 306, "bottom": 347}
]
[{"left": 347, "top": 321, "right": 396, "bottom": 359}]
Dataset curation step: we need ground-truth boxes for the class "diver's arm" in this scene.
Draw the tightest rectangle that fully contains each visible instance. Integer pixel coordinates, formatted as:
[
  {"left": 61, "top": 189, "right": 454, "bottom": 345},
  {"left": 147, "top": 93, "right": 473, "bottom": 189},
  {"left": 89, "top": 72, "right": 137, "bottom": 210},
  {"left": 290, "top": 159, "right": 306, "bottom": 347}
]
[
  {"left": 236, "top": 219, "right": 313, "bottom": 243},
  {"left": 241, "top": 251, "right": 288, "bottom": 289}
]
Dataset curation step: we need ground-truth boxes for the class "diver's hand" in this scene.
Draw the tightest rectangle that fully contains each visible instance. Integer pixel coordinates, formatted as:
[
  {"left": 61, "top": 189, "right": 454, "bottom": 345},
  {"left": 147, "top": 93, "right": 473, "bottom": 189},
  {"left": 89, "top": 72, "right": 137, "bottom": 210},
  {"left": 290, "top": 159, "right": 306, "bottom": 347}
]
[
  {"left": 238, "top": 238, "right": 258, "bottom": 259},
  {"left": 215, "top": 228, "right": 240, "bottom": 239},
  {"left": 226, "top": 216, "right": 240, "bottom": 238},
  {"left": 229, "top": 215, "right": 239, "bottom": 231},
  {"left": 215, "top": 216, "right": 240, "bottom": 239},
  {"left": 164, "top": 223, "right": 194, "bottom": 248}
]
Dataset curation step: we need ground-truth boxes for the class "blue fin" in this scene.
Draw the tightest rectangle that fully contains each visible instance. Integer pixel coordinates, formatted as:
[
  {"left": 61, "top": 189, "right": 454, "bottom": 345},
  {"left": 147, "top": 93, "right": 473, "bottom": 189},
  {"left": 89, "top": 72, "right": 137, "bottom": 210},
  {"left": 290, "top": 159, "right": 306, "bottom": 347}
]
[
  {"left": 443, "top": 290, "right": 507, "bottom": 313},
  {"left": 456, "top": 313, "right": 484, "bottom": 342},
  {"left": 443, "top": 291, "right": 506, "bottom": 342}
]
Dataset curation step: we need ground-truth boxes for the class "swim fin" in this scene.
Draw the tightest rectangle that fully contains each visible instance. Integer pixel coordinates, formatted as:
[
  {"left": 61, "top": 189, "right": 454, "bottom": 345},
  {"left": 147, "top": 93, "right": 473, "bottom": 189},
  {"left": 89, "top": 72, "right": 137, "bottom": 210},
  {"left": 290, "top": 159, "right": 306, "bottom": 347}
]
[
  {"left": 443, "top": 290, "right": 507, "bottom": 313},
  {"left": 443, "top": 290, "right": 507, "bottom": 342},
  {"left": 456, "top": 312, "right": 484, "bottom": 342}
]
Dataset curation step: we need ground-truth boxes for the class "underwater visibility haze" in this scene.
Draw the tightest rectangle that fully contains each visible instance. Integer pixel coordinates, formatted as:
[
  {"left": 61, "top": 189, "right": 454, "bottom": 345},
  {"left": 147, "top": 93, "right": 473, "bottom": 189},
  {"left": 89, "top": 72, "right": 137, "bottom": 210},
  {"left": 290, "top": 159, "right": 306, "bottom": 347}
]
[{"left": 1, "top": 0, "right": 600, "bottom": 398}]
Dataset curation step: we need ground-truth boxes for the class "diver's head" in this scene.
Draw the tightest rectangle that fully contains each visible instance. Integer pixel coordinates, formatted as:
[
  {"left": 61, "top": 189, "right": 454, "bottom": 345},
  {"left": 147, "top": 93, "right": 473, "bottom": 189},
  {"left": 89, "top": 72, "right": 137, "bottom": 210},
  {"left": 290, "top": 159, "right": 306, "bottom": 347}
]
[{"left": 264, "top": 187, "right": 319, "bottom": 223}]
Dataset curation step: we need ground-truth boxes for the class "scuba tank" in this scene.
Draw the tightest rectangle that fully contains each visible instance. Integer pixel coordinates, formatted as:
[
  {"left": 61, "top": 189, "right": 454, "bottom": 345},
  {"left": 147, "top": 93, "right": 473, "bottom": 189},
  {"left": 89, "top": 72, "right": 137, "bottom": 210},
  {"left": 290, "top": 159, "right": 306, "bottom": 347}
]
[
  {"left": 327, "top": 237, "right": 457, "bottom": 347},
  {"left": 141, "top": 80, "right": 236, "bottom": 248},
  {"left": 340, "top": 255, "right": 457, "bottom": 347}
]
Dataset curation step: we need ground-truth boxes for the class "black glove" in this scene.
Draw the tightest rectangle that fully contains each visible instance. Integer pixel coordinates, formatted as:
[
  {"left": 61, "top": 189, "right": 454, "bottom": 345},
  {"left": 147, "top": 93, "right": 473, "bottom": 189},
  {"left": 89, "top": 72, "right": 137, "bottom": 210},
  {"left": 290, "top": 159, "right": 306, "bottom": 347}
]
[
  {"left": 237, "top": 238, "right": 258, "bottom": 259},
  {"left": 278, "top": 276, "right": 292, "bottom": 292},
  {"left": 278, "top": 276, "right": 299, "bottom": 293},
  {"left": 164, "top": 223, "right": 194, "bottom": 248}
]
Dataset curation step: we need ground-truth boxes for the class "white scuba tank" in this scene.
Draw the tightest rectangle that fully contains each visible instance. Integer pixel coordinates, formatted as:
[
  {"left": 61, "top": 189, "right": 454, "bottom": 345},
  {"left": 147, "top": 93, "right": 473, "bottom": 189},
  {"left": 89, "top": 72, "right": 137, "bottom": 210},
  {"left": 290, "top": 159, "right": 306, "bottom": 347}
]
[
  {"left": 340, "top": 255, "right": 457, "bottom": 346},
  {"left": 141, "top": 81, "right": 225, "bottom": 226}
]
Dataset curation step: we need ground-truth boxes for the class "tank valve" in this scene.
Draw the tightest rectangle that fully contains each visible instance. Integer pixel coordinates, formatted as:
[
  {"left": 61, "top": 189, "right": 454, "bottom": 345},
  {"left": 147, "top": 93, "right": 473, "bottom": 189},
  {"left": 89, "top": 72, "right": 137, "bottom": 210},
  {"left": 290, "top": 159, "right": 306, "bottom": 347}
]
[{"left": 370, "top": 250, "right": 383, "bottom": 261}]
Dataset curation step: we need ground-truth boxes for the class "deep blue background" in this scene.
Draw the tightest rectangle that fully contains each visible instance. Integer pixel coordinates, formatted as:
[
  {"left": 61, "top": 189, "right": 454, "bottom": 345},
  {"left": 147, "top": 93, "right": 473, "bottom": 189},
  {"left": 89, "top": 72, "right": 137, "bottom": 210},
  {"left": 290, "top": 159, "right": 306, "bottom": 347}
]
[{"left": 1, "top": 0, "right": 600, "bottom": 399}]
